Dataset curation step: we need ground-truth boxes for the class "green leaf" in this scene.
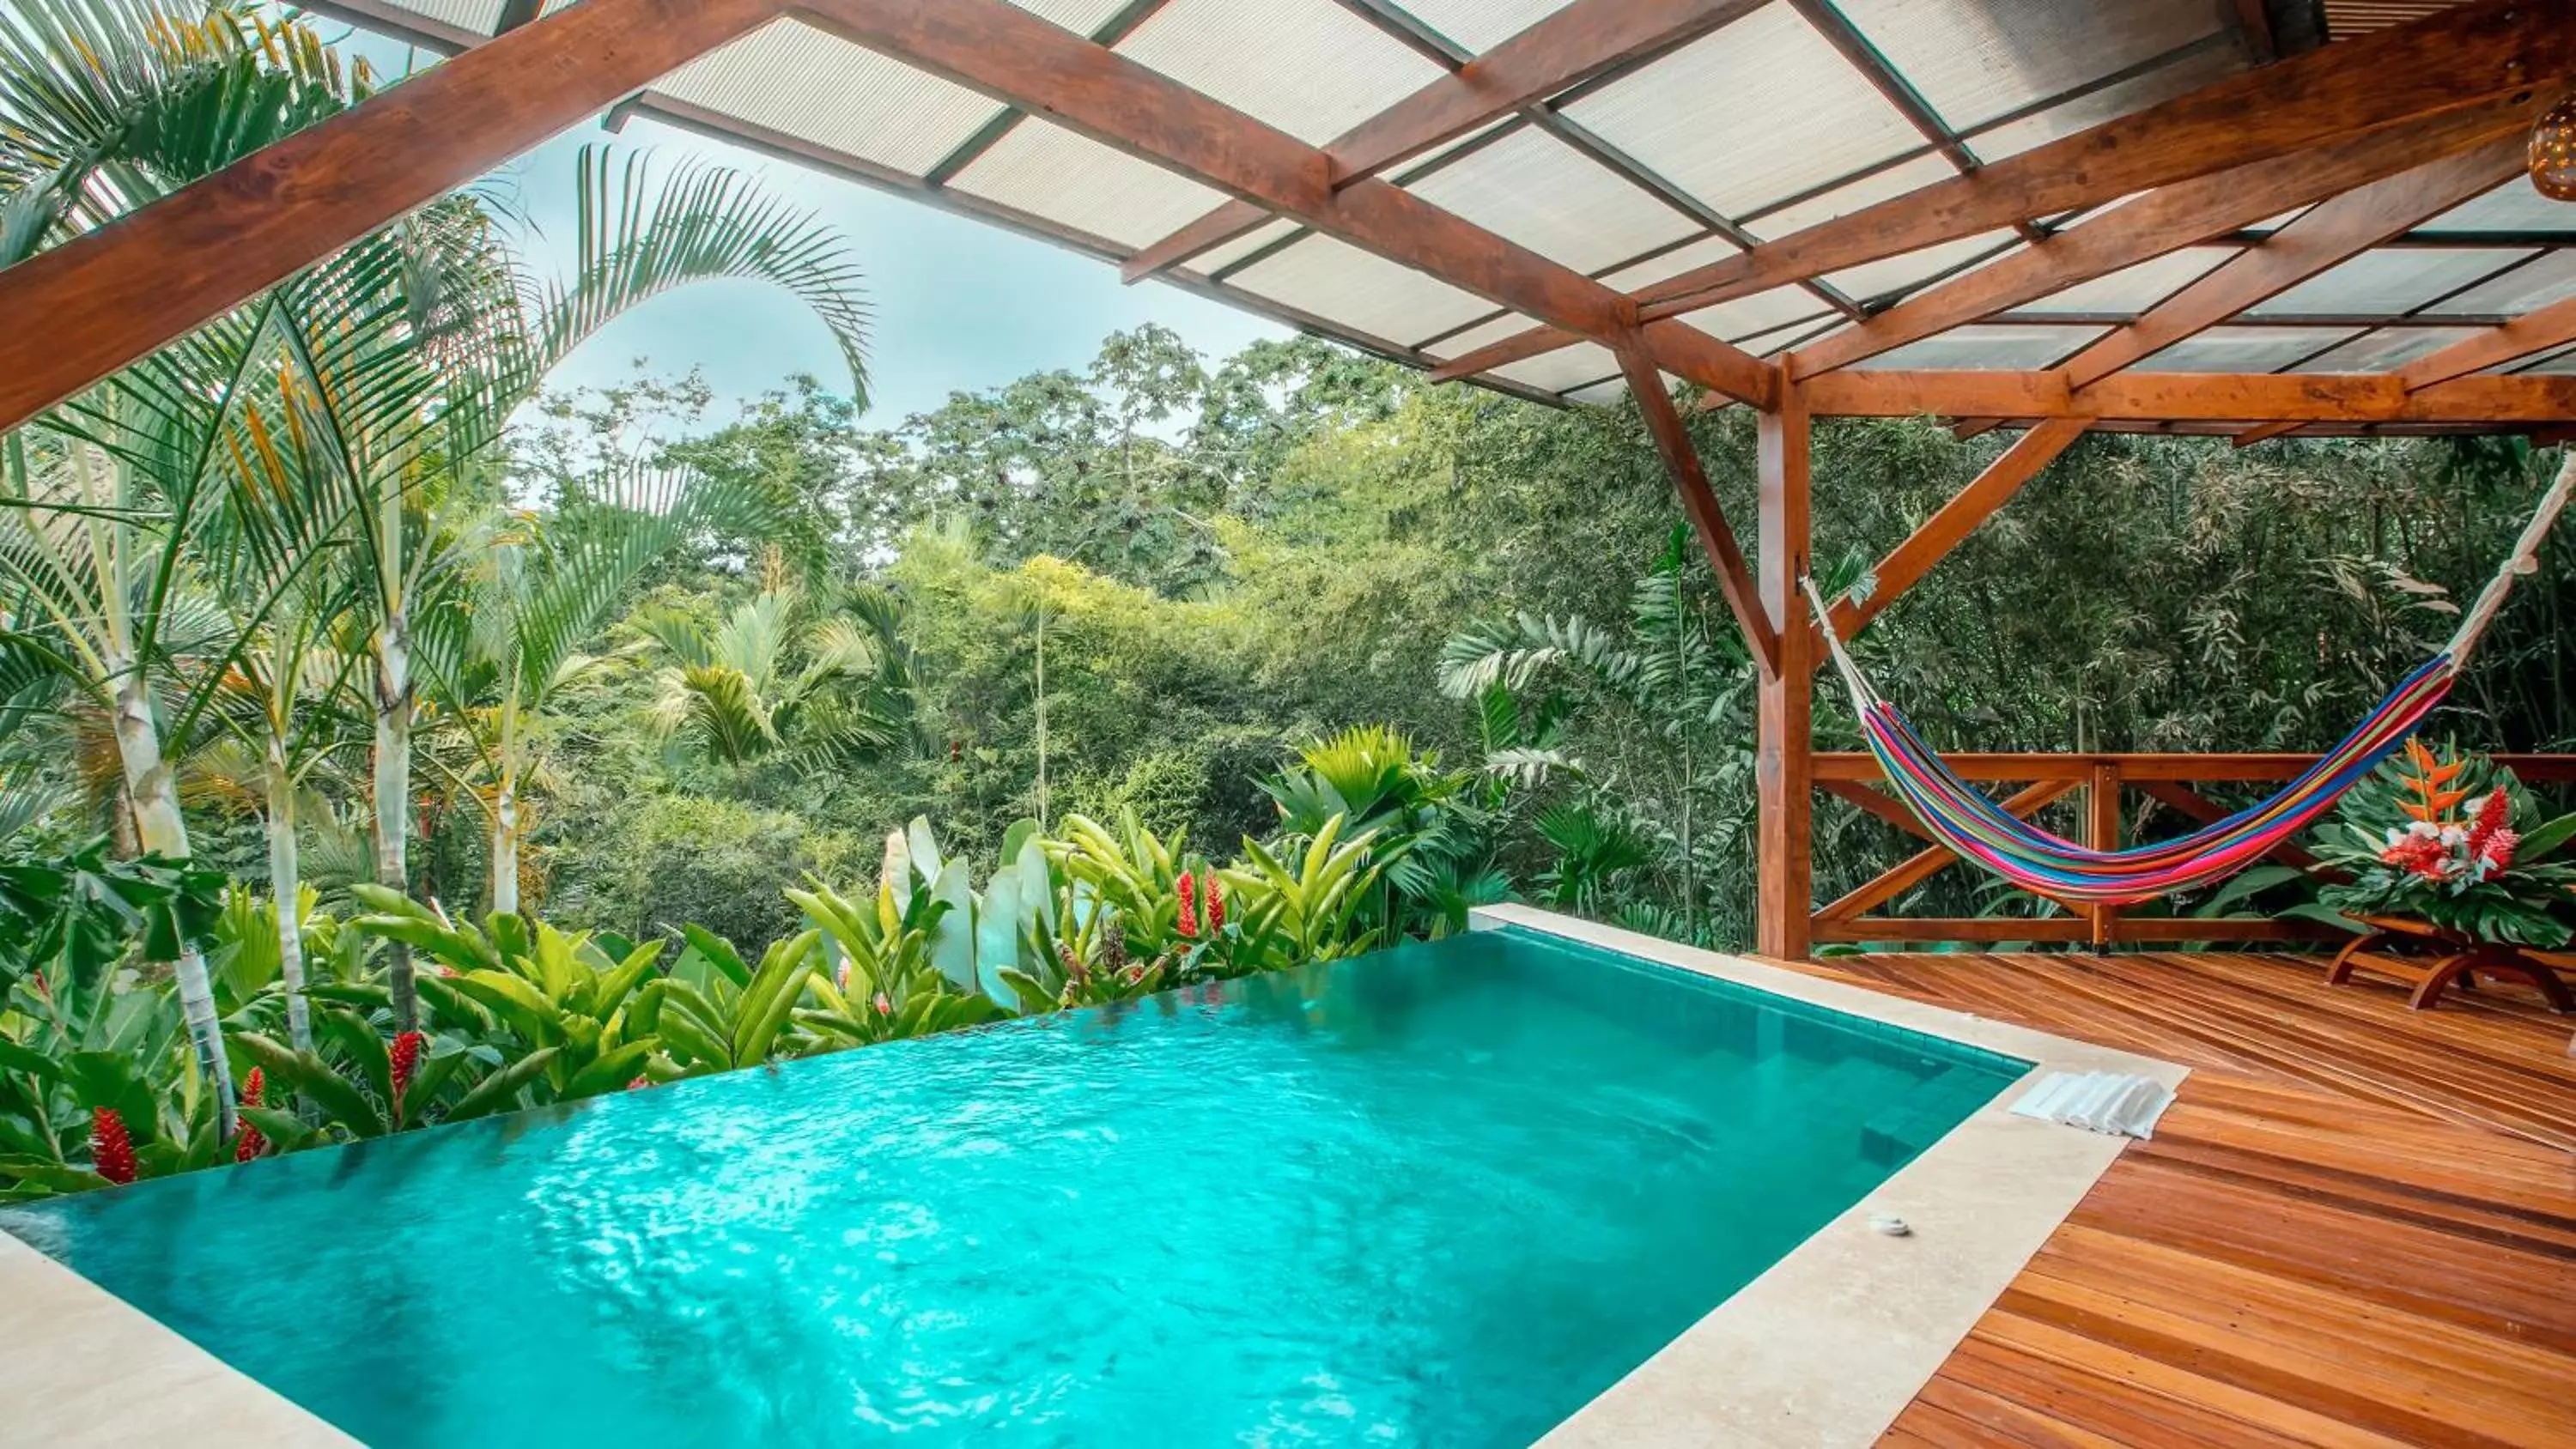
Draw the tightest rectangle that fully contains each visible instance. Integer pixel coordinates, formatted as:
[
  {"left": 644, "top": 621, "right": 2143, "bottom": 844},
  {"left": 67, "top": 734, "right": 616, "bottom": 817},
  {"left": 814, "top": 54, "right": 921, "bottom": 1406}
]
[
  {"left": 446, "top": 1048, "right": 562, "bottom": 1123},
  {"left": 562, "top": 1040, "right": 656, "bottom": 1100},
  {"left": 2517, "top": 811, "right": 2576, "bottom": 863}
]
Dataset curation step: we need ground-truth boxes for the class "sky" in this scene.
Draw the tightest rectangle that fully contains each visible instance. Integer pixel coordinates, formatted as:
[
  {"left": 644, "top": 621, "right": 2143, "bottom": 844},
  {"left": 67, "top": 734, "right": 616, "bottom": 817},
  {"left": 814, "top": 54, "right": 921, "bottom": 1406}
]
[{"left": 336, "top": 24, "right": 1288, "bottom": 431}]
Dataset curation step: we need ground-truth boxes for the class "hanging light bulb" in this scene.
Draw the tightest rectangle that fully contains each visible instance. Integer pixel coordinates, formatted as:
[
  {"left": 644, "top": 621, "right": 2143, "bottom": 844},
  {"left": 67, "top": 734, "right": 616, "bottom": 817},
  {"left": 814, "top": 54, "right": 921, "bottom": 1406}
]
[{"left": 2537, "top": 87, "right": 2576, "bottom": 203}]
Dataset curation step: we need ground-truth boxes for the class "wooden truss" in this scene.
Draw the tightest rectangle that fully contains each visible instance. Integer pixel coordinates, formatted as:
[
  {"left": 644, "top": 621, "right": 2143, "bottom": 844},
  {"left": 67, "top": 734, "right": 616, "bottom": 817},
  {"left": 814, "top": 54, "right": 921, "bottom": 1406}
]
[{"left": 0, "top": 0, "right": 2569, "bottom": 958}]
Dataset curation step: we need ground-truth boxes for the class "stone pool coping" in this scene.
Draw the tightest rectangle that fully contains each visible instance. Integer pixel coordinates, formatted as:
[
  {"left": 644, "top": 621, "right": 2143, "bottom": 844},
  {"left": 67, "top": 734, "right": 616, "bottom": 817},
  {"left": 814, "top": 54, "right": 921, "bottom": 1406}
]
[
  {"left": 1469, "top": 905, "right": 2190, "bottom": 1449},
  {"left": 0, "top": 1228, "right": 353, "bottom": 1446}
]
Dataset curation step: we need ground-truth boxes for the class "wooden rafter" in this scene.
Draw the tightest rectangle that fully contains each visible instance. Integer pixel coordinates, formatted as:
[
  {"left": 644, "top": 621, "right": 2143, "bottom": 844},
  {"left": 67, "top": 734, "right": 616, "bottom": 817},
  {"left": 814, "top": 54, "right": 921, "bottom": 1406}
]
[
  {"left": 1117, "top": 0, "right": 1768, "bottom": 283},
  {"left": 1786, "top": 108, "right": 2536, "bottom": 379},
  {"left": 1426, "top": 0, "right": 2576, "bottom": 385},
  {"left": 1615, "top": 343, "right": 1778, "bottom": 676},
  {"left": 1788, "top": 370, "right": 2576, "bottom": 424},
  {"left": 1826, "top": 417, "right": 2091, "bottom": 640},
  {"left": 2396, "top": 294, "right": 2576, "bottom": 392},
  {"left": 0, "top": 0, "right": 791, "bottom": 436},
  {"left": 2059, "top": 135, "right": 2530, "bottom": 388},
  {"left": 798, "top": 0, "right": 1780, "bottom": 405}
]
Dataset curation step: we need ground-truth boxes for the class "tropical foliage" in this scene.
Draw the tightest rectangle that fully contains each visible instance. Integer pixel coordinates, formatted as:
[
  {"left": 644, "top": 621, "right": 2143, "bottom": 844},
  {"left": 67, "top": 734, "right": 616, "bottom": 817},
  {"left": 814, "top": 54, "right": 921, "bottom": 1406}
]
[{"left": 2303, "top": 742, "right": 2576, "bottom": 947}]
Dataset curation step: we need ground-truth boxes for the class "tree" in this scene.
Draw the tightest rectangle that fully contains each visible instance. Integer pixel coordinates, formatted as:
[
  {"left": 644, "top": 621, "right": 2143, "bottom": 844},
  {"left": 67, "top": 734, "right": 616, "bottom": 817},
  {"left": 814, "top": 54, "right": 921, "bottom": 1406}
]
[{"left": 635, "top": 577, "right": 914, "bottom": 773}]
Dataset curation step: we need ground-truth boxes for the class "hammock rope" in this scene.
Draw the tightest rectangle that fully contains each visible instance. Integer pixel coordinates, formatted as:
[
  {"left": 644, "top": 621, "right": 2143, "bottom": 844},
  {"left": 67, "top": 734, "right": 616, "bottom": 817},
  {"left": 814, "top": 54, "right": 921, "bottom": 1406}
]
[{"left": 1807, "top": 453, "right": 2576, "bottom": 906}]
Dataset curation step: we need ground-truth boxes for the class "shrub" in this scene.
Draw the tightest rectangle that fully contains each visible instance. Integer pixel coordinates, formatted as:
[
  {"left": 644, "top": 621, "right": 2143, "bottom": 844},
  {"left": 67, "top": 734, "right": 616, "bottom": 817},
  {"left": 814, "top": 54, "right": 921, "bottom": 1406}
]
[{"left": 543, "top": 794, "right": 868, "bottom": 949}]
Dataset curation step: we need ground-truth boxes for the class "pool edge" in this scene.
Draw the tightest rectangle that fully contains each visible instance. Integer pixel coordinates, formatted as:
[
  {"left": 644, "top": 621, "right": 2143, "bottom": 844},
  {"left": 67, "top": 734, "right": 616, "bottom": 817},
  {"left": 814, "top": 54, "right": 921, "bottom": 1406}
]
[
  {"left": 0, "top": 1228, "right": 356, "bottom": 1447},
  {"left": 1469, "top": 906, "right": 2190, "bottom": 1449}
]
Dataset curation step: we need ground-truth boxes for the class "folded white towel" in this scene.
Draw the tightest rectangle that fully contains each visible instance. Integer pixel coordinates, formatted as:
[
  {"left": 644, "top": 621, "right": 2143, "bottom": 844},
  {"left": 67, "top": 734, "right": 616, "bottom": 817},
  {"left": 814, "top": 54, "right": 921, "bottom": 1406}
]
[{"left": 2009, "top": 1070, "right": 2175, "bottom": 1139}]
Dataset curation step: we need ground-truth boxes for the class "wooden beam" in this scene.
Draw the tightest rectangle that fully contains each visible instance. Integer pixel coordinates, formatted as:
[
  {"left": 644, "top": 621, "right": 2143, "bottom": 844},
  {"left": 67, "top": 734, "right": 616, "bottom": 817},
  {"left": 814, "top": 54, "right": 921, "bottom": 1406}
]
[
  {"left": 1118, "top": 0, "right": 1767, "bottom": 282},
  {"left": 1815, "top": 779, "right": 2080, "bottom": 922},
  {"left": 1830, "top": 418, "right": 2090, "bottom": 639},
  {"left": 1426, "top": 0, "right": 2576, "bottom": 384},
  {"left": 2397, "top": 293, "right": 2576, "bottom": 391},
  {"left": 1616, "top": 343, "right": 1778, "bottom": 676},
  {"left": 1792, "top": 370, "right": 2576, "bottom": 424},
  {"left": 1756, "top": 384, "right": 1815, "bottom": 960},
  {"left": 1787, "top": 110, "right": 2535, "bottom": 379},
  {"left": 2060, "top": 134, "right": 2530, "bottom": 388},
  {"left": 800, "top": 0, "right": 1779, "bottom": 405},
  {"left": 0, "top": 0, "right": 790, "bottom": 436}
]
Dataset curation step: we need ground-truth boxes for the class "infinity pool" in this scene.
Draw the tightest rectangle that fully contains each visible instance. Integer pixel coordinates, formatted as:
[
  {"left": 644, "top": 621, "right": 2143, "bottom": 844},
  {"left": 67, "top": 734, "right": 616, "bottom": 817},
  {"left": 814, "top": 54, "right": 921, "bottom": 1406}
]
[{"left": 3, "top": 925, "right": 2026, "bottom": 1446}]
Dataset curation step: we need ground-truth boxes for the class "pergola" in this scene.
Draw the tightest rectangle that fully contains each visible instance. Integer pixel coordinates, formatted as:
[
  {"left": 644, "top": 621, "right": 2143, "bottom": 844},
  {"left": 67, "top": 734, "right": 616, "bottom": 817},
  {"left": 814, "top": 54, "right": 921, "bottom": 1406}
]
[{"left": 1, "top": 0, "right": 2570, "bottom": 960}]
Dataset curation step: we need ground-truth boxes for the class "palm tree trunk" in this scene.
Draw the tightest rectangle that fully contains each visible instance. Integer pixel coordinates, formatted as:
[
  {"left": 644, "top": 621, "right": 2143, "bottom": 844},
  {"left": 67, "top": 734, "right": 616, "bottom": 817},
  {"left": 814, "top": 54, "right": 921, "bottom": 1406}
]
[
  {"left": 112, "top": 673, "right": 237, "bottom": 1138},
  {"left": 490, "top": 693, "right": 520, "bottom": 916},
  {"left": 373, "top": 606, "right": 418, "bottom": 1029},
  {"left": 264, "top": 736, "right": 313, "bottom": 1053}
]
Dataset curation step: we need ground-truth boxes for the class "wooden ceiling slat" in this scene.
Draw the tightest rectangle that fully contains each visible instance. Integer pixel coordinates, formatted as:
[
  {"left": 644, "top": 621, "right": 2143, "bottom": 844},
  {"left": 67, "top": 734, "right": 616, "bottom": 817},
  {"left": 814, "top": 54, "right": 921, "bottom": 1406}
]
[{"left": 1791, "top": 369, "right": 2576, "bottom": 423}]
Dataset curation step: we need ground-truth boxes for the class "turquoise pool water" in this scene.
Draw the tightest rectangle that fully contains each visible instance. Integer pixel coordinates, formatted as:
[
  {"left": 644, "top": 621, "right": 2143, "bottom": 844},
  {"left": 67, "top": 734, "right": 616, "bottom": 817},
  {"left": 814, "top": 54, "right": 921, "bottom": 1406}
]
[{"left": 3, "top": 925, "right": 2024, "bottom": 1447}]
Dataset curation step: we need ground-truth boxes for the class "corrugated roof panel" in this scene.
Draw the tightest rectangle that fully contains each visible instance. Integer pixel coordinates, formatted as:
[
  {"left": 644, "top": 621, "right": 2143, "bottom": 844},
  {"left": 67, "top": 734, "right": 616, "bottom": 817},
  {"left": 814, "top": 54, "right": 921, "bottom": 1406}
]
[
  {"left": 1742, "top": 153, "right": 1957, "bottom": 239},
  {"left": 2008, "top": 246, "right": 2236, "bottom": 315},
  {"left": 1560, "top": 5, "right": 1923, "bottom": 220},
  {"left": 1403, "top": 125, "right": 1700, "bottom": 276},
  {"left": 1491, "top": 341, "right": 1621, "bottom": 394},
  {"left": 1597, "top": 234, "right": 1742, "bottom": 294},
  {"left": 392, "top": 0, "right": 502, "bottom": 31},
  {"left": 1115, "top": 0, "right": 1446, "bottom": 146},
  {"left": 1190, "top": 217, "right": 1304, "bottom": 276},
  {"left": 653, "top": 21, "right": 1003, "bottom": 178},
  {"left": 2293, "top": 328, "right": 2482, "bottom": 372},
  {"left": 2438, "top": 252, "right": 2576, "bottom": 314},
  {"left": 1564, "top": 378, "right": 1632, "bottom": 406},
  {"left": 1856, "top": 324, "right": 2106, "bottom": 371},
  {"left": 2248, "top": 249, "right": 2537, "bottom": 317},
  {"left": 1836, "top": 0, "right": 2227, "bottom": 133},
  {"left": 1741, "top": 315, "right": 1848, "bottom": 357},
  {"left": 1014, "top": 0, "right": 1139, "bottom": 33},
  {"left": 1970, "top": 42, "right": 2245, "bottom": 160},
  {"left": 950, "top": 120, "right": 1231, "bottom": 248},
  {"left": 1824, "top": 231, "right": 2020, "bottom": 305},
  {"left": 1674, "top": 288, "right": 1836, "bottom": 342},
  {"left": 1424, "top": 312, "right": 1546, "bottom": 359},
  {"left": 1226, "top": 234, "right": 1499, "bottom": 343},
  {"left": 2418, "top": 177, "right": 2576, "bottom": 234},
  {"left": 1388, "top": 0, "right": 1580, "bottom": 54},
  {"left": 2519, "top": 343, "right": 2576, "bottom": 374},
  {"left": 2127, "top": 325, "right": 2360, "bottom": 372}
]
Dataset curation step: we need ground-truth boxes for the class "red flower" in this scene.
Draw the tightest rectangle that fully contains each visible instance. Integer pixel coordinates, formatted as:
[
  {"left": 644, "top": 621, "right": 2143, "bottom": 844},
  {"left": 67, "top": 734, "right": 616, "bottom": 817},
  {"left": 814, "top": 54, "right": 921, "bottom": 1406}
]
[
  {"left": 234, "top": 1068, "right": 267, "bottom": 1163},
  {"left": 90, "top": 1107, "right": 137, "bottom": 1185},
  {"left": 2479, "top": 828, "right": 2520, "bottom": 874},
  {"left": 2379, "top": 832, "right": 2450, "bottom": 881},
  {"left": 1202, "top": 873, "right": 1224, "bottom": 932},
  {"left": 626, "top": 1075, "right": 652, "bottom": 1091},
  {"left": 2465, "top": 788, "right": 2512, "bottom": 857},
  {"left": 389, "top": 1030, "right": 423, "bottom": 1102},
  {"left": 1176, "top": 872, "right": 1199, "bottom": 939}
]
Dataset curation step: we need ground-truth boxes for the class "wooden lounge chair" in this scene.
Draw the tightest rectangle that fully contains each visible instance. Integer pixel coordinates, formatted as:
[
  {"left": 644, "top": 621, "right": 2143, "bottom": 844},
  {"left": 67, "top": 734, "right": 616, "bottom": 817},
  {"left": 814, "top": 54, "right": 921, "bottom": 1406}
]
[{"left": 2324, "top": 916, "right": 2576, "bottom": 1014}]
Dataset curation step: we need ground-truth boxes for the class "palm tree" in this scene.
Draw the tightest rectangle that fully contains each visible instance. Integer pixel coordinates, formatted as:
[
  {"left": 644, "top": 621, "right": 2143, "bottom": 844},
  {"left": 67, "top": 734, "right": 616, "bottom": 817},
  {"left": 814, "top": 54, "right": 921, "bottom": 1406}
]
[{"left": 635, "top": 579, "right": 914, "bottom": 773}]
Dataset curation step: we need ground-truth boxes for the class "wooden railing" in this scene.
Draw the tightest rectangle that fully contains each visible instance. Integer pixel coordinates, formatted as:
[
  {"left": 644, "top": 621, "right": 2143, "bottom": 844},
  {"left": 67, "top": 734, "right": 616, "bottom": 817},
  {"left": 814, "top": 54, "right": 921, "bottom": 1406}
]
[{"left": 1808, "top": 753, "right": 2576, "bottom": 949}]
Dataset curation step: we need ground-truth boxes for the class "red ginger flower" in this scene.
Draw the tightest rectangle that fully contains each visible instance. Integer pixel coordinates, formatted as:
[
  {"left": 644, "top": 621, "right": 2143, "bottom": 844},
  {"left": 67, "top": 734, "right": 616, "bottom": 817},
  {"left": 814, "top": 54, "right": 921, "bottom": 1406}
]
[
  {"left": 1203, "top": 873, "right": 1224, "bottom": 932},
  {"left": 2465, "top": 788, "right": 2512, "bottom": 855},
  {"left": 1176, "top": 872, "right": 1199, "bottom": 939},
  {"left": 90, "top": 1107, "right": 137, "bottom": 1185},
  {"left": 626, "top": 1075, "right": 652, "bottom": 1091},
  {"left": 389, "top": 1030, "right": 423, "bottom": 1102},
  {"left": 234, "top": 1069, "right": 267, "bottom": 1163}
]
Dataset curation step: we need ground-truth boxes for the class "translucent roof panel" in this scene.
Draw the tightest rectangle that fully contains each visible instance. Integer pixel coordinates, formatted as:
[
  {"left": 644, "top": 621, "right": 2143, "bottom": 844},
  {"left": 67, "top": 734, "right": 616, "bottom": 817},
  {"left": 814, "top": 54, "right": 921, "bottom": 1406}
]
[
  {"left": 1597, "top": 234, "right": 1742, "bottom": 294},
  {"left": 1225, "top": 234, "right": 1499, "bottom": 344},
  {"left": 1835, "top": 0, "right": 2227, "bottom": 133},
  {"left": 1824, "top": 232, "right": 2020, "bottom": 305},
  {"left": 2247, "top": 249, "right": 2537, "bottom": 318},
  {"left": 1388, "top": 0, "right": 1580, "bottom": 55},
  {"left": 1969, "top": 42, "right": 2246, "bottom": 161},
  {"left": 2127, "top": 326, "right": 2361, "bottom": 372},
  {"left": 949, "top": 121, "right": 1230, "bottom": 249},
  {"left": 653, "top": 21, "right": 1004, "bottom": 179},
  {"left": 1560, "top": 5, "right": 1923, "bottom": 220},
  {"left": 1491, "top": 341, "right": 1622, "bottom": 395},
  {"left": 2416, "top": 177, "right": 2576, "bottom": 236},
  {"left": 2292, "top": 328, "right": 2482, "bottom": 373},
  {"left": 2520, "top": 344, "right": 2576, "bottom": 375},
  {"left": 1012, "top": 0, "right": 1142, "bottom": 33},
  {"left": 1741, "top": 316, "right": 1850, "bottom": 358},
  {"left": 1856, "top": 324, "right": 2107, "bottom": 371},
  {"left": 2008, "top": 246, "right": 2236, "bottom": 315},
  {"left": 1423, "top": 312, "right": 1546, "bottom": 360},
  {"left": 1742, "top": 154, "right": 1959, "bottom": 240},
  {"left": 1189, "top": 218, "right": 1304, "bottom": 277},
  {"left": 2439, "top": 252, "right": 2576, "bottom": 315},
  {"left": 1115, "top": 0, "right": 1446, "bottom": 146},
  {"left": 1564, "top": 378, "right": 1632, "bottom": 406},
  {"left": 1403, "top": 126, "right": 1699, "bottom": 276},
  {"left": 1675, "top": 288, "right": 1838, "bottom": 343},
  {"left": 397, "top": 0, "right": 501, "bottom": 30}
]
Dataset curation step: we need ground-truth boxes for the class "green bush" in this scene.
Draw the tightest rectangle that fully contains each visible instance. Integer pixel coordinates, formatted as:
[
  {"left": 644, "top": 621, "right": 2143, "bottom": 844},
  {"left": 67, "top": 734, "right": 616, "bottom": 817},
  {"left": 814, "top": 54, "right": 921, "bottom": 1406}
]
[{"left": 543, "top": 794, "right": 869, "bottom": 949}]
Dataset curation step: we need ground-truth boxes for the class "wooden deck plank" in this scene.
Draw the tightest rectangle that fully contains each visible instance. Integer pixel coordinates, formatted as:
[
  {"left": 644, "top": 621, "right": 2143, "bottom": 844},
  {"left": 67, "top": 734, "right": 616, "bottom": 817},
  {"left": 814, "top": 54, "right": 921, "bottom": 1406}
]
[{"left": 1748, "top": 949, "right": 2576, "bottom": 1447}]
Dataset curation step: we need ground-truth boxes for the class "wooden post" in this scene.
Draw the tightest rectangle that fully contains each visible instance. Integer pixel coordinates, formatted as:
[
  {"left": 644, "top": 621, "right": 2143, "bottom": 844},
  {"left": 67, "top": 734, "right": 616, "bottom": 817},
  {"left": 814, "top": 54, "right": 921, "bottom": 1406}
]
[
  {"left": 1756, "top": 384, "right": 1814, "bottom": 960},
  {"left": 2087, "top": 763, "right": 2121, "bottom": 948}
]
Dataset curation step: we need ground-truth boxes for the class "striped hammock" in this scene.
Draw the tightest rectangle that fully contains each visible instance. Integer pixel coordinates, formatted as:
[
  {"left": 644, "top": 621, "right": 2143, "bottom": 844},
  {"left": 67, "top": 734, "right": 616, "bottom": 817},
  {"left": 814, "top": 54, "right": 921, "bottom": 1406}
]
[{"left": 1807, "top": 454, "right": 2575, "bottom": 906}]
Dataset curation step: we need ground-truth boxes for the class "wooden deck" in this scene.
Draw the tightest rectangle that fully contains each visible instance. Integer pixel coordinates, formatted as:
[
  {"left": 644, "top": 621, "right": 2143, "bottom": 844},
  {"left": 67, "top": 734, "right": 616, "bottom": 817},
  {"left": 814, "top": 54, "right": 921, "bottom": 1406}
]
[{"left": 1765, "top": 949, "right": 2576, "bottom": 1449}]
